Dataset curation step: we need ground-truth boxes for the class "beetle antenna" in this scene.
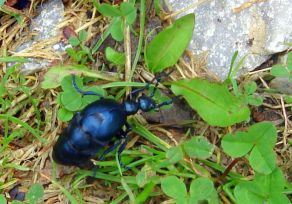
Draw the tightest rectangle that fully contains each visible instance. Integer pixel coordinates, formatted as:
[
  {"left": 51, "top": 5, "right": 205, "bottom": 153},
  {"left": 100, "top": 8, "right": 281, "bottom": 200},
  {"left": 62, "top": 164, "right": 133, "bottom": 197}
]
[{"left": 71, "top": 75, "right": 104, "bottom": 98}]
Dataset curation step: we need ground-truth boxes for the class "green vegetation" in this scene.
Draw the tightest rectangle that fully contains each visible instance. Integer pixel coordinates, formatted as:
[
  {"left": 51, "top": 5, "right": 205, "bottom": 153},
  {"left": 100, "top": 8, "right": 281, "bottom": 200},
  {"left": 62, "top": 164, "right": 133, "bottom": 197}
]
[{"left": 0, "top": 0, "right": 291, "bottom": 204}]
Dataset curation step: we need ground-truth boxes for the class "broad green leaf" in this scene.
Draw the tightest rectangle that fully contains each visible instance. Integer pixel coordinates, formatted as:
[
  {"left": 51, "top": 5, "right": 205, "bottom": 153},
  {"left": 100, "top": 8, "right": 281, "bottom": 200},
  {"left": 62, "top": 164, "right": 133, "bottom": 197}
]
[
  {"left": 161, "top": 176, "right": 187, "bottom": 200},
  {"left": 189, "top": 177, "right": 219, "bottom": 204},
  {"left": 222, "top": 122, "right": 277, "bottom": 174},
  {"left": 111, "top": 18, "right": 124, "bottom": 41},
  {"left": 26, "top": 183, "right": 44, "bottom": 204},
  {"left": 221, "top": 132, "right": 254, "bottom": 157},
  {"left": 120, "top": 2, "right": 137, "bottom": 25},
  {"left": 234, "top": 183, "right": 263, "bottom": 204},
  {"left": 171, "top": 79, "right": 250, "bottom": 127},
  {"left": 270, "top": 65, "right": 289, "bottom": 77},
  {"left": 166, "top": 145, "right": 184, "bottom": 164},
  {"left": 97, "top": 3, "right": 122, "bottom": 17},
  {"left": 105, "top": 47, "right": 125, "bottom": 65},
  {"left": 57, "top": 108, "right": 73, "bottom": 122},
  {"left": 145, "top": 14, "right": 195, "bottom": 73},
  {"left": 183, "top": 136, "right": 214, "bottom": 159},
  {"left": 41, "top": 65, "right": 118, "bottom": 89},
  {"left": 234, "top": 168, "right": 290, "bottom": 204},
  {"left": 248, "top": 122, "right": 277, "bottom": 149},
  {"left": 249, "top": 146, "right": 276, "bottom": 174},
  {"left": 61, "top": 91, "right": 82, "bottom": 111}
]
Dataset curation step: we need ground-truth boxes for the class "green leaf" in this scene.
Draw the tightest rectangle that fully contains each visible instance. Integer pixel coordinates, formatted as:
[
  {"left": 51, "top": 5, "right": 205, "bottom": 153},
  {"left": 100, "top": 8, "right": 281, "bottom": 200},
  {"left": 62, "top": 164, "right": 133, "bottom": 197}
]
[
  {"left": 183, "top": 136, "right": 214, "bottom": 159},
  {"left": 0, "top": 56, "right": 27, "bottom": 63},
  {"left": 97, "top": 3, "right": 122, "bottom": 17},
  {"left": 244, "top": 81, "right": 257, "bottom": 95},
  {"left": 166, "top": 146, "right": 184, "bottom": 164},
  {"left": 249, "top": 146, "right": 276, "bottom": 174},
  {"left": 234, "top": 183, "right": 264, "bottom": 204},
  {"left": 105, "top": 47, "right": 125, "bottom": 65},
  {"left": 61, "top": 75, "right": 82, "bottom": 91},
  {"left": 287, "top": 52, "right": 292, "bottom": 71},
  {"left": 68, "top": 36, "right": 80, "bottom": 46},
  {"left": 120, "top": 2, "right": 137, "bottom": 25},
  {"left": 189, "top": 177, "right": 219, "bottom": 204},
  {"left": 246, "top": 95, "right": 263, "bottom": 106},
  {"left": 270, "top": 65, "right": 290, "bottom": 77},
  {"left": 145, "top": 14, "right": 195, "bottom": 73},
  {"left": 57, "top": 107, "right": 73, "bottom": 122},
  {"left": 136, "top": 165, "right": 155, "bottom": 187},
  {"left": 41, "top": 65, "right": 118, "bottom": 89},
  {"left": 66, "top": 48, "right": 78, "bottom": 61},
  {"left": 227, "top": 51, "right": 239, "bottom": 80},
  {"left": 222, "top": 122, "right": 277, "bottom": 174},
  {"left": 0, "top": 195, "right": 6, "bottom": 204},
  {"left": 111, "top": 18, "right": 124, "bottom": 41},
  {"left": 161, "top": 176, "right": 187, "bottom": 200},
  {"left": 154, "top": 0, "right": 161, "bottom": 15},
  {"left": 234, "top": 168, "right": 290, "bottom": 204},
  {"left": 61, "top": 91, "right": 82, "bottom": 111},
  {"left": 78, "top": 30, "right": 88, "bottom": 42},
  {"left": 284, "top": 96, "right": 292, "bottom": 103},
  {"left": 222, "top": 132, "right": 254, "bottom": 157},
  {"left": 171, "top": 79, "right": 250, "bottom": 127},
  {"left": 26, "top": 184, "right": 44, "bottom": 204},
  {"left": 81, "top": 86, "right": 105, "bottom": 107}
]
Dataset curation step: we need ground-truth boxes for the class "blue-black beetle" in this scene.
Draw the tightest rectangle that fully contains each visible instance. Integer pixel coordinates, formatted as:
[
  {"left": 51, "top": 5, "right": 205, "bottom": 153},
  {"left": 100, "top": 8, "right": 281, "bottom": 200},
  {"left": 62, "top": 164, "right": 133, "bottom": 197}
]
[
  {"left": 6, "top": 0, "right": 29, "bottom": 9},
  {"left": 52, "top": 74, "right": 172, "bottom": 168}
]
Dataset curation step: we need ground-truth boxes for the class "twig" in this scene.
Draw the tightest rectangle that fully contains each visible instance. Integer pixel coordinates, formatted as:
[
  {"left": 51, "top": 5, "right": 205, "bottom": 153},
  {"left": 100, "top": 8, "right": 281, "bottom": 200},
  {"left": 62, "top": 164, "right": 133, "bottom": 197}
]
[
  {"left": 124, "top": 1, "right": 131, "bottom": 83},
  {"left": 233, "top": 0, "right": 268, "bottom": 13},
  {"left": 262, "top": 103, "right": 292, "bottom": 109},
  {"left": 280, "top": 96, "right": 288, "bottom": 146},
  {"left": 163, "top": 0, "right": 211, "bottom": 20}
]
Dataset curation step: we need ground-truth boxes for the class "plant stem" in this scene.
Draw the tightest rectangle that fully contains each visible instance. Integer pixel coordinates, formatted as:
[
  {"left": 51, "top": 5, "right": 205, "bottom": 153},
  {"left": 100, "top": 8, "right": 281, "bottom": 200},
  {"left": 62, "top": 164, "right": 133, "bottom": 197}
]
[
  {"left": 215, "top": 158, "right": 240, "bottom": 183},
  {"left": 130, "top": 0, "right": 146, "bottom": 80}
]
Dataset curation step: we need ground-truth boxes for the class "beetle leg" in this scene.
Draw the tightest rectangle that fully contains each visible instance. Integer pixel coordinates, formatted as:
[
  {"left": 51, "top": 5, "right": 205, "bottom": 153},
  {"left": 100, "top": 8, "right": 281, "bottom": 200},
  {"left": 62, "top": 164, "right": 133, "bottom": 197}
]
[
  {"left": 117, "top": 135, "right": 130, "bottom": 170},
  {"left": 129, "top": 83, "right": 150, "bottom": 98},
  {"left": 98, "top": 140, "right": 122, "bottom": 161},
  {"left": 71, "top": 75, "right": 104, "bottom": 98},
  {"left": 155, "top": 98, "right": 173, "bottom": 110}
]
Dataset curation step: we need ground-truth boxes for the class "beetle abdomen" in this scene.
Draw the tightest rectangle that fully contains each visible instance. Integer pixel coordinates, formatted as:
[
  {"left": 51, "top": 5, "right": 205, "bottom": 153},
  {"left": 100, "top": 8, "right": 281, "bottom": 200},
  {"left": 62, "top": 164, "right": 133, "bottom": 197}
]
[
  {"left": 53, "top": 98, "right": 127, "bottom": 166},
  {"left": 80, "top": 99, "right": 127, "bottom": 141}
]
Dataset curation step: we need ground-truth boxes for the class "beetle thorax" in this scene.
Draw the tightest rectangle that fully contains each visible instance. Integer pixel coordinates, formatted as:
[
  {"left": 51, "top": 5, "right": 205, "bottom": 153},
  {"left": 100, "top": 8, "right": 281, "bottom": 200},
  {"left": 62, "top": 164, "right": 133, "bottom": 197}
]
[{"left": 123, "top": 95, "right": 156, "bottom": 115}]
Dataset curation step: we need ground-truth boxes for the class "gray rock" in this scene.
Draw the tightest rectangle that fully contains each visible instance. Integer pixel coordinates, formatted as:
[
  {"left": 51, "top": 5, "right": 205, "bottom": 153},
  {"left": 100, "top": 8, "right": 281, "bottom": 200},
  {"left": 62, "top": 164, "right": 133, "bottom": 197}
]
[
  {"left": 270, "top": 77, "right": 292, "bottom": 95},
  {"left": 164, "top": 0, "right": 292, "bottom": 79},
  {"left": 14, "top": 0, "right": 65, "bottom": 74}
]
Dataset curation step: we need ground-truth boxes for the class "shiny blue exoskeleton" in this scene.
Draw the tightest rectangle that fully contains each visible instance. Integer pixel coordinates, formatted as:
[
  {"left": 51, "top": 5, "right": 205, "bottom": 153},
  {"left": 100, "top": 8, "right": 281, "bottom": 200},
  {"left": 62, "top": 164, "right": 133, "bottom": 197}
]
[
  {"left": 9, "top": 0, "right": 29, "bottom": 9},
  {"left": 52, "top": 74, "right": 172, "bottom": 168}
]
